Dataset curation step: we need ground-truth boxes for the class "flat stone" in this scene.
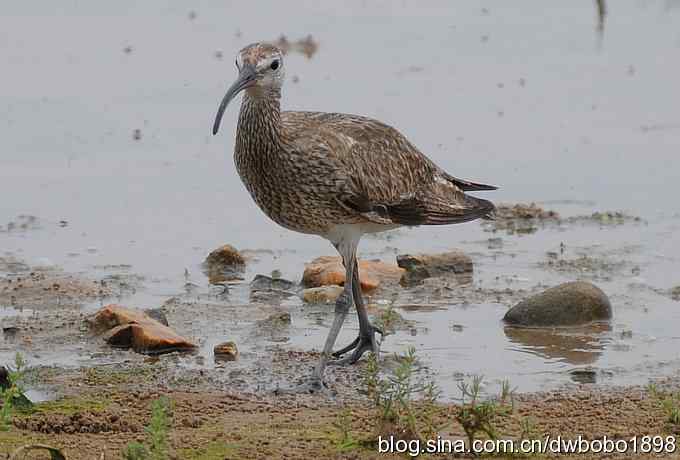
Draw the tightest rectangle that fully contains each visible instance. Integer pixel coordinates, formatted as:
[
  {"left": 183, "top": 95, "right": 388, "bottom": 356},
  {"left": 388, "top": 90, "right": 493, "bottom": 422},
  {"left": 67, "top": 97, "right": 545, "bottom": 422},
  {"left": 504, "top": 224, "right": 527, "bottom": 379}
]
[
  {"left": 504, "top": 281, "right": 612, "bottom": 327},
  {"left": 203, "top": 244, "right": 246, "bottom": 284},
  {"left": 302, "top": 256, "right": 403, "bottom": 291},
  {"left": 396, "top": 250, "right": 473, "bottom": 286},
  {"left": 214, "top": 341, "right": 239, "bottom": 361},
  {"left": 302, "top": 286, "right": 344, "bottom": 303},
  {"left": 87, "top": 304, "right": 196, "bottom": 354}
]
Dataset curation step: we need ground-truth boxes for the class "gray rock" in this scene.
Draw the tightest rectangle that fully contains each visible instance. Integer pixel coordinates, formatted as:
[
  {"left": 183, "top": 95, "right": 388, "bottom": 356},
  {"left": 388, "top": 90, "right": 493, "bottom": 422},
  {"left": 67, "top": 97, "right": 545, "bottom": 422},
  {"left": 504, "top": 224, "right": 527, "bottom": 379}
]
[
  {"left": 249, "top": 274, "right": 296, "bottom": 303},
  {"left": 397, "top": 250, "right": 473, "bottom": 286},
  {"left": 569, "top": 368, "right": 597, "bottom": 384},
  {"left": 504, "top": 281, "right": 612, "bottom": 327},
  {"left": 250, "top": 274, "right": 295, "bottom": 292}
]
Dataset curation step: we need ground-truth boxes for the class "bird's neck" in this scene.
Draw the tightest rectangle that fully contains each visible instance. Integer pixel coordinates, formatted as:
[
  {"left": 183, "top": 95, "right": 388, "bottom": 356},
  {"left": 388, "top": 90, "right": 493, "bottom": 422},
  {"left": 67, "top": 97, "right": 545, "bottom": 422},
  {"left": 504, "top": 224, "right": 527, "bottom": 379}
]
[{"left": 236, "top": 90, "right": 283, "bottom": 155}]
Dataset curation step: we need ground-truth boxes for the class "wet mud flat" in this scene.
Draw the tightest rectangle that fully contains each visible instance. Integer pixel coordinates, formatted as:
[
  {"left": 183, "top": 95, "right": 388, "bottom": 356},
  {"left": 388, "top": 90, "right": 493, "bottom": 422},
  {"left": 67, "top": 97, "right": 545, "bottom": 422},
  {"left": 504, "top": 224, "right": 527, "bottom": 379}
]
[{"left": 2, "top": 205, "right": 680, "bottom": 459}]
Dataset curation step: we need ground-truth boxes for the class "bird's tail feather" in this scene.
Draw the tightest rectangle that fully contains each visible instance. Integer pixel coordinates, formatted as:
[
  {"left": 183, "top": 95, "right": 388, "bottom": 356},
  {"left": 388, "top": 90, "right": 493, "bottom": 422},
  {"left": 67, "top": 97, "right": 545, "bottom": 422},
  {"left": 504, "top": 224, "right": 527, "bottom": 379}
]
[{"left": 386, "top": 194, "right": 496, "bottom": 226}]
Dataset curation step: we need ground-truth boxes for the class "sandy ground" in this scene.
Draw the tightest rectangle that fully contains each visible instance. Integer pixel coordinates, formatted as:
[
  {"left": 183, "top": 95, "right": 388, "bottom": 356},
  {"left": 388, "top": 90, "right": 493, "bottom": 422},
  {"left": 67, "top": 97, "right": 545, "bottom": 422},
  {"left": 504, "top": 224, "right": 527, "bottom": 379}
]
[{"left": 1, "top": 364, "right": 678, "bottom": 459}]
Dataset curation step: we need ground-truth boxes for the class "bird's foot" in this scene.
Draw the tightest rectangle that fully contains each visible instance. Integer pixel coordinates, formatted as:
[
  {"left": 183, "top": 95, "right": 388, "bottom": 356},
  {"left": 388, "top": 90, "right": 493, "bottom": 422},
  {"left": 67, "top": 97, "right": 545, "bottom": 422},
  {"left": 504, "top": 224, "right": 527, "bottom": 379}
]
[{"left": 331, "top": 324, "right": 382, "bottom": 365}]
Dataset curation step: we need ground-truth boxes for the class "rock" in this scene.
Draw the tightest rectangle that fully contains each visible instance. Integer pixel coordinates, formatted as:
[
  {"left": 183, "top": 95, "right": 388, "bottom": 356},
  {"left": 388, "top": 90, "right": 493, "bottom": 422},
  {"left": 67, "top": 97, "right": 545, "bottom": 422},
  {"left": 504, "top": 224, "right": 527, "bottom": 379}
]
[
  {"left": 2, "top": 326, "right": 20, "bottom": 339},
  {"left": 302, "top": 286, "right": 344, "bottom": 303},
  {"left": 87, "top": 304, "right": 196, "bottom": 354},
  {"left": 250, "top": 274, "right": 295, "bottom": 292},
  {"left": 302, "top": 256, "right": 403, "bottom": 291},
  {"left": 569, "top": 368, "right": 598, "bottom": 384},
  {"left": 203, "top": 244, "right": 246, "bottom": 284},
  {"left": 396, "top": 250, "right": 473, "bottom": 286},
  {"left": 214, "top": 341, "right": 238, "bottom": 361},
  {"left": 144, "top": 308, "right": 169, "bottom": 326},
  {"left": 249, "top": 275, "right": 297, "bottom": 303},
  {"left": 670, "top": 286, "right": 680, "bottom": 301},
  {"left": 503, "top": 281, "right": 612, "bottom": 327}
]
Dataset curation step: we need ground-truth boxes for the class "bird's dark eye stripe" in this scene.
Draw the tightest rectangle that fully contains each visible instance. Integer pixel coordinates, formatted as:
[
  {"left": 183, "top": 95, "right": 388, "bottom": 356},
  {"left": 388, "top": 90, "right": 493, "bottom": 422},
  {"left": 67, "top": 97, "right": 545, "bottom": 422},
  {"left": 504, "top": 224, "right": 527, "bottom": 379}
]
[{"left": 270, "top": 59, "right": 280, "bottom": 70}]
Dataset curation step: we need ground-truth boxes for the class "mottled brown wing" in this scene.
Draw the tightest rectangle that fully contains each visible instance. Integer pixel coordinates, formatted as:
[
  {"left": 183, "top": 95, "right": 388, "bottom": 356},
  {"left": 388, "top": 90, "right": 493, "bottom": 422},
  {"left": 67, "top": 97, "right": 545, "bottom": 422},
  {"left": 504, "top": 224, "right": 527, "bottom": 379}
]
[{"left": 282, "top": 111, "right": 496, "bottom": 226}]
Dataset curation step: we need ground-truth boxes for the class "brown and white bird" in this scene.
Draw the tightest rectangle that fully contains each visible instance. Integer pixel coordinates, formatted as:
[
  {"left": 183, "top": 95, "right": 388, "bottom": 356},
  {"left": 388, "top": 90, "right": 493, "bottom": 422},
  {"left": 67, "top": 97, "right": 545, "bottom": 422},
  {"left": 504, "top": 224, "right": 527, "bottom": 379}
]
[{"left": 212, "top": 42, "right": 496, "bottom": 390}]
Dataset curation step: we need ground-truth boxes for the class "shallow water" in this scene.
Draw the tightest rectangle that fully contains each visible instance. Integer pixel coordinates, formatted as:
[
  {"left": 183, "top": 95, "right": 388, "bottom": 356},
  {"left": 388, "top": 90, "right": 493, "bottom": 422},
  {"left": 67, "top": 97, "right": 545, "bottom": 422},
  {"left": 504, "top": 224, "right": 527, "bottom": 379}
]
[{"left": 1, "top": 0, "right": 680, "bottom": 398}]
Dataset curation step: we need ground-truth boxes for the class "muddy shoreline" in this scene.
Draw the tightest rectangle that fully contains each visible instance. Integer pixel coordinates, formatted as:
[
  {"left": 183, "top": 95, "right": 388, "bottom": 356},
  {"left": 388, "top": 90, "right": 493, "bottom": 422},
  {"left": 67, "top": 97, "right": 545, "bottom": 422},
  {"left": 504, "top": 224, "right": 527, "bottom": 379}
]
[
  {"left": 2, "top": 203, "right": 680, "bottom": 458},
  {"left": 1, "top": 363, "right": 678, "bottom": 459}
]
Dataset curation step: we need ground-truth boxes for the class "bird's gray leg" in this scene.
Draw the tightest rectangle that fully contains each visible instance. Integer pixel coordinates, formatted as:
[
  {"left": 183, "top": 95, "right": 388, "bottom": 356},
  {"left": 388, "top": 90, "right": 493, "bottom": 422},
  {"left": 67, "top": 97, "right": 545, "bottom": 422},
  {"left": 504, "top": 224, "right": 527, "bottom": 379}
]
[
  {"left": 309, "top": 245, "right": 355, "bottom": 388},
  {"left": 331, "top": 258, "right": 383, "bottom": 364}
]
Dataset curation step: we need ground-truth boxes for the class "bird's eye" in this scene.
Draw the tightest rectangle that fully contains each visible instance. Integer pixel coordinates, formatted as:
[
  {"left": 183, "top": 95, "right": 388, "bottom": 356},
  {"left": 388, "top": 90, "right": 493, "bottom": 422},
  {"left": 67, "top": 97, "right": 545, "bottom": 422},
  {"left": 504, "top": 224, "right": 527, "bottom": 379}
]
[
  {"left": 235, "top": 59, "right": 239, "bottom": 69},
  {"left": 270, "top": 59, "right": 280, "bottom": 71}
]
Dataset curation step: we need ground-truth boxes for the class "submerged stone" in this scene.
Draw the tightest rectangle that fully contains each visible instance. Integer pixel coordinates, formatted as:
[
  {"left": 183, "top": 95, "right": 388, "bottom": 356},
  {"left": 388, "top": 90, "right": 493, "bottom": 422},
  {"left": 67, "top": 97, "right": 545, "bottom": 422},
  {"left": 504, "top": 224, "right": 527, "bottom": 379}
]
[{"left": 504, "top": 281, "right": 612, "bottom": 327}]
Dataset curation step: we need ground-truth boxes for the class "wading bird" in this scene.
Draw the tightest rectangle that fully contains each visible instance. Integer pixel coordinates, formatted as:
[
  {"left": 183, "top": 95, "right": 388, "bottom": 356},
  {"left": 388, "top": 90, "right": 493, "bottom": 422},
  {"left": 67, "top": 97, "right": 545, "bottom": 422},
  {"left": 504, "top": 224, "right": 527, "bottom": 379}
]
[{"left": 212, "top": 43, "right": 496, "bottom": 390}]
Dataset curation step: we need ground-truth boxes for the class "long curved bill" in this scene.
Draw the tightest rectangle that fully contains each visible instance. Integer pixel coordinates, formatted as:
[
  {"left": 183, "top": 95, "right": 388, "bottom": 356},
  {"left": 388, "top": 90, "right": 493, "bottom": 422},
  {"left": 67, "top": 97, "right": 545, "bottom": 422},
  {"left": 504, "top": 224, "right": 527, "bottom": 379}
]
[{"left": 212, "top": 65, "right": 257, "bottom": 135}]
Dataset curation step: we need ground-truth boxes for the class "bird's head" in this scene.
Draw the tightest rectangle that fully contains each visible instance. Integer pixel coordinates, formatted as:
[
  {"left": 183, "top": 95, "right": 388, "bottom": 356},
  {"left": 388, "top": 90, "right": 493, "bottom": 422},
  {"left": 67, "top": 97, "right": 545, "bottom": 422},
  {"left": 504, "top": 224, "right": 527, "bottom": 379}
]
[{"left": 212, "top": 42, "right": 284, "bottom": 135}]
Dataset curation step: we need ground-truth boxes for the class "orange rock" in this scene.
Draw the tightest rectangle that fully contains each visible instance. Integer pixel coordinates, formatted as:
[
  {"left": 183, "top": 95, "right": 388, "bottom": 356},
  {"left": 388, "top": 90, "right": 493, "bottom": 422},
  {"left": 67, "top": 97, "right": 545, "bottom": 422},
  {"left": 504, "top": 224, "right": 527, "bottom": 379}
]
[
  {"left": 302, "top": 256, "right": 404, "bottom": 292},
  {"left": 203, "top": 244, "right": 246, "bottom": 283},
  {"left": 214, "top": 341, "right": 239, "bottom": 361},
  {"left": 88, "top": 304, "right": 196, "bottom": 354}
]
